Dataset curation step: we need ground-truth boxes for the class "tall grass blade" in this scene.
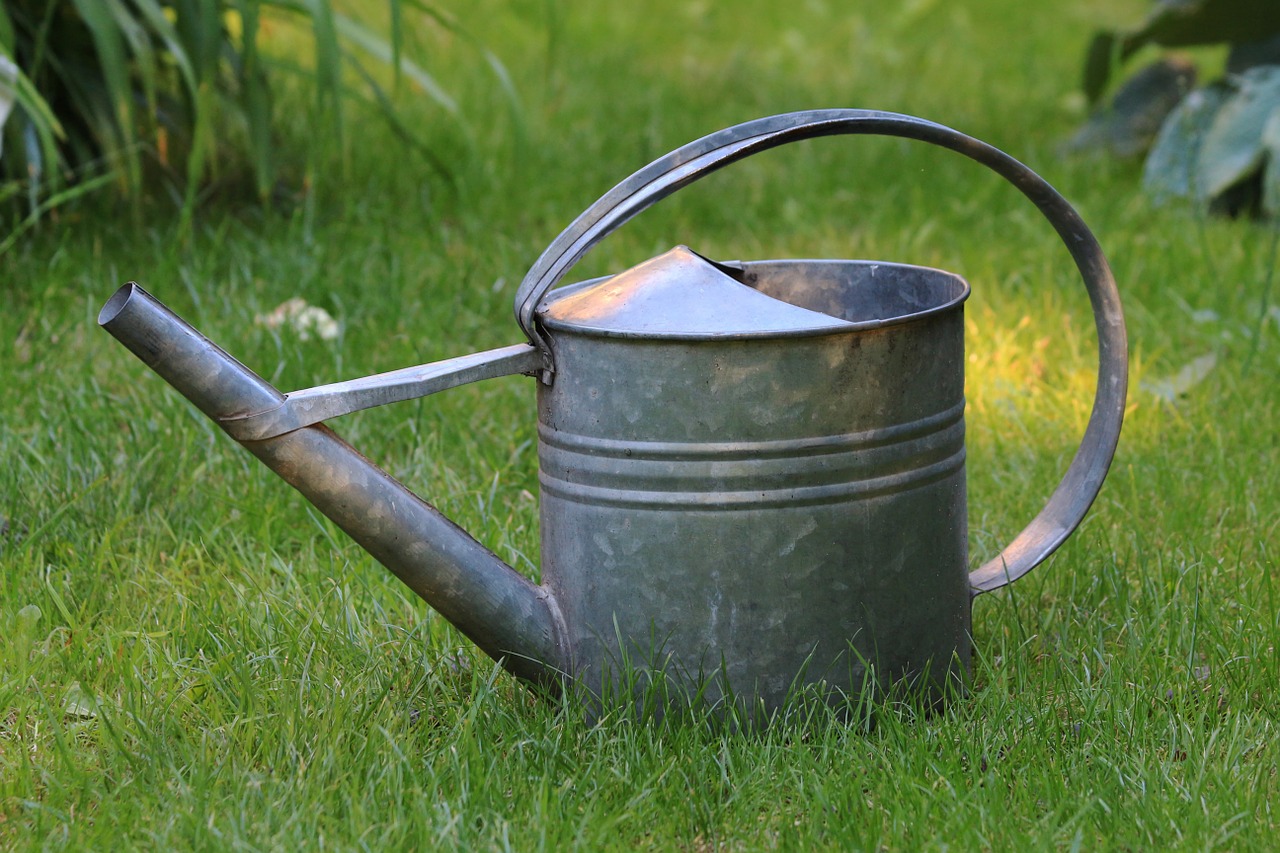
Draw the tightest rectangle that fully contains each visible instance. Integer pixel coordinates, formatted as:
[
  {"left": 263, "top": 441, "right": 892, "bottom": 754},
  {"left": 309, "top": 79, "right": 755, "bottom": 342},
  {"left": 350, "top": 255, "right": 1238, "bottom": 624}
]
[
  {"left": 0, "top": 173, "right": 111, "bottom": 256},
  {"left": 173, "top": 0, "right": 221, "bottom": 78},
  {"left": 235, "top": 0, "right": 275, "bottom": 201},
  {"left": 342, "top": 53, "right": 454, "bottom": 184},
  {"left": 335, "top": 13, "right": 458, "bottom": 116},
  {"left": 403, "top": 1, "right": 523, "bottom": 128},
  {"left": 1, "top": 63, "right": 65, "bottom": 214},
  {"left": 102, "top": 0, "right": 160, "bottom": 134},
  {"left": 300, "top": 0, "right": 345, "bottom": 148},
  {"left": 4, "top": 0, "right": 490, "bottom": 223},
  {"left": 69, "top": 0, "right": 141, "bottom": 190},
  {"left": 389, "top": 0, "right": 404, "bottom": 90},
  {"left": 128, "top": 1, "right": 199, "bottom": 92}
]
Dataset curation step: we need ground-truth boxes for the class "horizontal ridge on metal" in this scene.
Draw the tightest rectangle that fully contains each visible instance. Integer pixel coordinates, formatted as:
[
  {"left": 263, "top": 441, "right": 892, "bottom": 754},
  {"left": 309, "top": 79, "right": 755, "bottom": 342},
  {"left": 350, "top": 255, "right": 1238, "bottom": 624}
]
[
  {"left": 537, "top": 399, "right": 966, "bottom": 460},
  {"left": 539, "top": 447, "right": 966, "bottom": 510},
  {"left": 538, "top": 403, "right": 966, "bottom": 510}
]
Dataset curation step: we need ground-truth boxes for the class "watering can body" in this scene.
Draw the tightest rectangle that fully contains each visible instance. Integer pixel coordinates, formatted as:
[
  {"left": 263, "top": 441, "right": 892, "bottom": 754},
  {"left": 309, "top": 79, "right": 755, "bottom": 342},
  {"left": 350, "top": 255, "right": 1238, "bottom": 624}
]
[
  {"left": 536, "top": 252, "right": 972, "bottom": 707},
  {"left": 100, "top": 110, "right": 1128, "bottom": 716}
]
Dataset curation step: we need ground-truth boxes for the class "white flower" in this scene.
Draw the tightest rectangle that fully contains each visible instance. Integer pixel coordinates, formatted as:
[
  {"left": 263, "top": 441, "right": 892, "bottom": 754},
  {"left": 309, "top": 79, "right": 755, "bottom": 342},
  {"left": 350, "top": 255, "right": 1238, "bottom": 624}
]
[{"left": 254, "top": 297, "right": 340, "bottom": 341}]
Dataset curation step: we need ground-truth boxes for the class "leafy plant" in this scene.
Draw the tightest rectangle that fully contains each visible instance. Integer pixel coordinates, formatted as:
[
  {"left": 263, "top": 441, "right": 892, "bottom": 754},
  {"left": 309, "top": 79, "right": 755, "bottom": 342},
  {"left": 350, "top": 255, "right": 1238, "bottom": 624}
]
[
  {"left": 1071, "top": 0, "right": 1280, "bottom": 217},
  {"left": 1081, "top": 0, "right": 1280, "bottom": 105},
  {"left": 1144, "top": 65, "right": 1280, "bottom": 216},
  {"left": 0, "top": 0, "right": 494, "bottom": 243}
]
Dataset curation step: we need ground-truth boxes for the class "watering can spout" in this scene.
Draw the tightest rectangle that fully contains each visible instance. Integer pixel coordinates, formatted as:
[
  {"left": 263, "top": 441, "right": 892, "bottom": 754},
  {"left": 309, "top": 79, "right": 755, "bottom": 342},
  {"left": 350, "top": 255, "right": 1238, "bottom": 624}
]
[{"left": 98, "top": 283, "right": 566, "bottom": 688}]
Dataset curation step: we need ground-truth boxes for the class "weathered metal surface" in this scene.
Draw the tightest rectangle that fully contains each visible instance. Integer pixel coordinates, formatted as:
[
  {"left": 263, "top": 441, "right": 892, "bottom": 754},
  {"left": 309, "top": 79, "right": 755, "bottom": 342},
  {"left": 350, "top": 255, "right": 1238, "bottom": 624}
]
[
  {"left": 537, "top": 258, "right": 972, "bottom": 712},
  {"left": 100, "top": 108, "right": 1128, "bottom": 718}
]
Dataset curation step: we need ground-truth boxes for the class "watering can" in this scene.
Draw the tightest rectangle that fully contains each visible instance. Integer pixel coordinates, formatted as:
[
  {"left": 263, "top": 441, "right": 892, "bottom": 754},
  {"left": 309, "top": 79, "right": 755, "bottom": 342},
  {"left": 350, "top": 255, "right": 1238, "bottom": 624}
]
[{"left": 100, "top": 110, "right": 1127, "bottom": 715}]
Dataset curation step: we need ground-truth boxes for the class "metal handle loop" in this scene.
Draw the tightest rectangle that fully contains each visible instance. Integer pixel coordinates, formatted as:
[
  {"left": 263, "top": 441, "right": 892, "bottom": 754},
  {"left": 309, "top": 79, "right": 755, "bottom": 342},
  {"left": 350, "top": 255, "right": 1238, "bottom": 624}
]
[{"left": 514, "top": 108, "right": 1127, "bottom": 593}]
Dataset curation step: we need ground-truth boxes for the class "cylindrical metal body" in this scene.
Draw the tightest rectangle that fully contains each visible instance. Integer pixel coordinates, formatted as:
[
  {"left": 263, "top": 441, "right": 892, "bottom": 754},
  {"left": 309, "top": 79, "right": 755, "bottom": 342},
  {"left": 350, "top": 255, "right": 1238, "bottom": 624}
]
[{"left": 536, "top": 259, "right": 972, "bottom": 714}]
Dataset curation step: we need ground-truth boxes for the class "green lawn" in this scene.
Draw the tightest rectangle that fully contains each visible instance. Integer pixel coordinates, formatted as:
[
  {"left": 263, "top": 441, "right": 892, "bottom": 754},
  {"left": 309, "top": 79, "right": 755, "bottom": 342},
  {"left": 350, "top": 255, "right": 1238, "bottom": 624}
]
[{"left": 3, "top": 0, "right": 1278, "bottom": 848}]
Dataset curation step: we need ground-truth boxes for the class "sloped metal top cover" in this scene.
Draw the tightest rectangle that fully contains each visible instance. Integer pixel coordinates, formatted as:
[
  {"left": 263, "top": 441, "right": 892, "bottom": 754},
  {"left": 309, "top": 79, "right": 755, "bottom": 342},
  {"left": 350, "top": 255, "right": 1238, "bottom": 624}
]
[{"left": 537, "top": 246, "right": 855, "bottom": 338}]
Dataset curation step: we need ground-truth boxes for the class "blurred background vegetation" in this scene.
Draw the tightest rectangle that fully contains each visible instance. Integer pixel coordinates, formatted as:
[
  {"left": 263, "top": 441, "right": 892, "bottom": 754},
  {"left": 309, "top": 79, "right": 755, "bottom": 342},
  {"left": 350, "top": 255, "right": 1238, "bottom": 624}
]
[
  {"left": 0, "top": 0, "right": 512, "bottom": 249},
  {"left": 1069, "top": 0, "right": 1280, "bottom": 216}
]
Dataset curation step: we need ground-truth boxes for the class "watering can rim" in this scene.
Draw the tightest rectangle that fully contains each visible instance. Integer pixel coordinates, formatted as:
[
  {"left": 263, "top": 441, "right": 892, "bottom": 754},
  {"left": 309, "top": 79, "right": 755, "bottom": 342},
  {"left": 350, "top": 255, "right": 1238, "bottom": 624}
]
[{"left": 537, "top": 251, "right": 972, "bottom": 342}]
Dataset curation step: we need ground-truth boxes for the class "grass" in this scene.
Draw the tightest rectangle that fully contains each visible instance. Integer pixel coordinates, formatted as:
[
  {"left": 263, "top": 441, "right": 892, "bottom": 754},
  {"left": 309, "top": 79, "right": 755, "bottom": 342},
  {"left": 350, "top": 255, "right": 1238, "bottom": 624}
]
[{"left": 2, "top": 0, "right": 1278, "bottom": 848}]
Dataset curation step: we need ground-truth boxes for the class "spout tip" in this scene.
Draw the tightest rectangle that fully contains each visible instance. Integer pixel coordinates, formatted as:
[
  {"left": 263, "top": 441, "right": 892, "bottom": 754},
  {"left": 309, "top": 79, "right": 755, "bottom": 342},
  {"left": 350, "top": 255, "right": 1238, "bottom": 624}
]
[{"left": 99, "top": 282, "right": 142, "bottom": 329}]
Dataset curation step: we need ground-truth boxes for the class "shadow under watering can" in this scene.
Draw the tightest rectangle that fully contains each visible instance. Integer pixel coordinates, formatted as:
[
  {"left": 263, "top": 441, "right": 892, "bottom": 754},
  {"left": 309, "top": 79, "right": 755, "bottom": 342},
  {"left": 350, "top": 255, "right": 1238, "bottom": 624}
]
[{"left": 100, "top": 109, "right": 1128, "bottom": 719}]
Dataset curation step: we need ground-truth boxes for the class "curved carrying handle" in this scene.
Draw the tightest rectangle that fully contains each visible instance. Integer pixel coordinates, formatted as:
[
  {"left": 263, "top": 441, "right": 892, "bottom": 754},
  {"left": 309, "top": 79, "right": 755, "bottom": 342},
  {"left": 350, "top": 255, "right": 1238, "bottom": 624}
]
[{"left": 514, "top": 108, "right": 1128, "bottom": 594}]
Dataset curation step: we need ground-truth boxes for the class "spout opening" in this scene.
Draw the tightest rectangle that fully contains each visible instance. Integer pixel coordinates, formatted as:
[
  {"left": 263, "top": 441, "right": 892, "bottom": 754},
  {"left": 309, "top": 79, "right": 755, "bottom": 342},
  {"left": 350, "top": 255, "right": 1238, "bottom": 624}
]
[{"left": 99, "top": 282, "right": 141, "bottom": 328}]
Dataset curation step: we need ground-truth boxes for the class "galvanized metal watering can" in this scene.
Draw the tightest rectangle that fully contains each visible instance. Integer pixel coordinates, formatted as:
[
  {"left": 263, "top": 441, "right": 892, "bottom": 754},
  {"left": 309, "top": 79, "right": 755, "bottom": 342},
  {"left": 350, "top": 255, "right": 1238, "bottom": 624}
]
[{"left": 100, "top": 110, "right": 1127, "bottom": 714}]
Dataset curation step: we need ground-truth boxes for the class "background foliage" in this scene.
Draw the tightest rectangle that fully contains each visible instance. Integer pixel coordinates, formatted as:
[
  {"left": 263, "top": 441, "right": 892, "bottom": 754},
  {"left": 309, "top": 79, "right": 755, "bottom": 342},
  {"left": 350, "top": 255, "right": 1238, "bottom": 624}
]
[
  {"left": 0, "top": 0, "right": 498, "bottom": 247},
  {"left": 1073, "top": 0, "right": 1280, "bottom": 216}
]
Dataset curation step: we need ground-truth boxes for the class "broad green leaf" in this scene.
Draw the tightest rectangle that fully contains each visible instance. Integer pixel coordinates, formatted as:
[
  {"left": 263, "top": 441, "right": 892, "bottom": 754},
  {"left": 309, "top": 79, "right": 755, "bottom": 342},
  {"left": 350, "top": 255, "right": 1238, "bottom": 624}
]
[
  {"left": 1198, "top": 66, "right": 1280, "bottom": 201},
  {"left": 1082, "top": 0, "right": 1280, "bottom": 101},
  {"left": 1083, "top": 31, "right": 1119, "bottom": 105},
  {"left": 1066, "top": 57, "right": 1196, "bottom": 158},
  {"left": 1137, "top": 0, "right": 1280, "bottom": 48},
  {"left": 173, "top": 0, "right": 222, "bottom": 81},
  {"left": 1144, "top": 82, "right": 1233, "bottom": 200},
  {"left": 1260, "top": 109, "right": 1280, "bottom": 215},
  {"left": 1227, "top": 31, "right": 1280, "bottom": 73}
]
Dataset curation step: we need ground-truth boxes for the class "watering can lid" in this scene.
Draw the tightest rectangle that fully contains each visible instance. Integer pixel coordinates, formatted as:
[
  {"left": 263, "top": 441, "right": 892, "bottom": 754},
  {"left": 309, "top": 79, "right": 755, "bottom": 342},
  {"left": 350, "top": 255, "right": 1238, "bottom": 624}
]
[{"left": 536, "top": 246, "right": 854, "bottom": 338}]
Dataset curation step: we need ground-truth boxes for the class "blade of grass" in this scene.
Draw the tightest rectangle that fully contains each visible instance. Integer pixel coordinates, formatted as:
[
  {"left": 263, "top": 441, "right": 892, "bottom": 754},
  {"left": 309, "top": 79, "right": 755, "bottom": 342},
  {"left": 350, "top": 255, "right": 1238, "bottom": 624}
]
[
  {"left": 0, "top": 5, "right": 13, "bottom": 53},
  {"left": 69, "top": 0, "right": 141, "bottom": 191},
  {"left": 389, "top": 0, "right": 404, "bottom": 91},
  {"left": 402, "top": 1, "right": 524, "bottom": 133},
  {"left": 341, "top": 53, "right": 454, "bottom": 185},
  {"left": 300, "top": 0, "right": 344, "bottom": 149},
  {"left": 0, "top": 170, "right": 115, "bottom": 257},
  {"left": 235, "top": 0, "right": 275, "bottom": 201},
  {"left": 334, "top": 13, "right": 458, "bottom": 116}
]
